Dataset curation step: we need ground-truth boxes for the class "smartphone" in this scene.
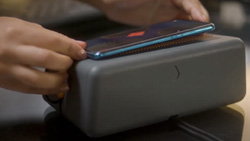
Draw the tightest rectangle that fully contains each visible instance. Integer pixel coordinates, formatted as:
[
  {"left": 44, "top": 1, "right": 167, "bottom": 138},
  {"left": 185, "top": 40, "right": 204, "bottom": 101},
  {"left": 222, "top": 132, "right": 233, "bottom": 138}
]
[{"left": 86, "top": 20, "right": 215, "bottom": 59}]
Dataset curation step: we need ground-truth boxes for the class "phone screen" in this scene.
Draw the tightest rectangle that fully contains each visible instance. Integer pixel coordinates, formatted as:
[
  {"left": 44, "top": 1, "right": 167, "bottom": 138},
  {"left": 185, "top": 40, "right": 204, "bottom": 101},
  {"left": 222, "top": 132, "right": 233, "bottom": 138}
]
[{"left": 86, "top": 20, "right": 214, "bottom": 59}]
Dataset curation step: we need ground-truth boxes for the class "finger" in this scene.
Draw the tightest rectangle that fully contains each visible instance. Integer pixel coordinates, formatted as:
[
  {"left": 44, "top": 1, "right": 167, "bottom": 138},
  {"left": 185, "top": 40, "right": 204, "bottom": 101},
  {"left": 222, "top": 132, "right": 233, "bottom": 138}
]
[
  {"left": 32, "top": 29, "right": 88, "bottom": 60},
  {"left": 0, "top": 76, "right": 69, "bottom": 94},
  {"left": 7, "top": 45, "right": 73, "bottom": 72},
  {"left": 9, "top": 64, "right": 68, "bottom": 89},
  {"left": 200, "top": 4, "right": 210, "bottom": 22},
  {"left": 176, "top": 14, "right": 193, "bottom": 21},
  {"left": 75, "top": 40, "right": 87, "bottom": 48},
  {"left": 7, "top": 25, "right": 87, "bottom": 60},
  {"left": 172, "top": 0, "right": 209, "bottom": 22},
  {"left": 30, "top": 23, "right": 87, "bottom": 49}
]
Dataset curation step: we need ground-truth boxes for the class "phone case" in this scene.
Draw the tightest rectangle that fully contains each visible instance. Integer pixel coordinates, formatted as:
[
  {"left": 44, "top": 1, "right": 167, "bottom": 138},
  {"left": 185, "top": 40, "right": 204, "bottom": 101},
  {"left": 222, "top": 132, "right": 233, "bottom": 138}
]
[
  {"left": 44, "top": 34, "right": 246, "bottom": 137},
  {"left": 86, "top": 20, "right": 214, "bottom": 59}
]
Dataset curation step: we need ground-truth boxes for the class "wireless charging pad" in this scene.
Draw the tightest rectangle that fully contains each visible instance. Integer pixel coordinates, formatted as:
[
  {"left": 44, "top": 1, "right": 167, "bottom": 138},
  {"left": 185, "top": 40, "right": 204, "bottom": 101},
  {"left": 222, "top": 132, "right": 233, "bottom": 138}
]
[{"left": 44, "top": 34, "right": 246, "bottom": 137}]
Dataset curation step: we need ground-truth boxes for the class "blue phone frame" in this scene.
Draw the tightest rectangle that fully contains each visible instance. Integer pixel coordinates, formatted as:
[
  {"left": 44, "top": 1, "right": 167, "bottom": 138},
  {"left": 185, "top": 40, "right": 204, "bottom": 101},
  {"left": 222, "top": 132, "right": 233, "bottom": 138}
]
[{"left": 87, "top": 24, "right": 214, "bottom": 60}]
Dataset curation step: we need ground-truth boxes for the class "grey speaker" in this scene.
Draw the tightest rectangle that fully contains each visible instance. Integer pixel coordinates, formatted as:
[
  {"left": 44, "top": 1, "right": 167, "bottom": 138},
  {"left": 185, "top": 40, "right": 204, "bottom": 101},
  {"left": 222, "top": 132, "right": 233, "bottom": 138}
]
[{"left": 44, "top": 34, "right": 246, "bottom": 137}]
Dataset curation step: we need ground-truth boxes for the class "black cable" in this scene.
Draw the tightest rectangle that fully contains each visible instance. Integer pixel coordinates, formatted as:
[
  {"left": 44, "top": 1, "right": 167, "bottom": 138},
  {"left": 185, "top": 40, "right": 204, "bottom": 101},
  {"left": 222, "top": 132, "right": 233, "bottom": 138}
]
[
  {"left": 174, "top": 118, "right": 224, "bottom": 141},
  {"left": 43, "top": 95, "right": 63, "bottom": 113},
  {"left": 44, "top": 95, "right": 62, "bottom": 104}
]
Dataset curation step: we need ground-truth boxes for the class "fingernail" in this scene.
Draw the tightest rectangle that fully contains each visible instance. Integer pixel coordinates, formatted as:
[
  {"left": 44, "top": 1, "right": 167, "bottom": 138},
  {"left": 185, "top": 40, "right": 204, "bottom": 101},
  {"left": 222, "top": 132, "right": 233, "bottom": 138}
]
[
  {"left": 60, "top": 86, "right": 70, "bottom": 93},
  {"left": 192, "top": 9, "right": 205, "bottom": 22},
  {"left": 202, "top": 15, "right": 207, "bottom": 22},
  {"left": 75, "top": 40, "right": 86, "bottom": 48},
  {"left": 78, "top": 50, "right": 87, "bottom": 60}
]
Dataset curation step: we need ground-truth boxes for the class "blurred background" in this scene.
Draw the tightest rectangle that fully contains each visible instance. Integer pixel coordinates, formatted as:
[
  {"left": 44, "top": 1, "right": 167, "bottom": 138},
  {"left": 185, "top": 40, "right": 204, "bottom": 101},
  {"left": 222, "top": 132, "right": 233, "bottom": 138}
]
[{"left": 0, "top": 0, "right": 249, "bottom": 43}]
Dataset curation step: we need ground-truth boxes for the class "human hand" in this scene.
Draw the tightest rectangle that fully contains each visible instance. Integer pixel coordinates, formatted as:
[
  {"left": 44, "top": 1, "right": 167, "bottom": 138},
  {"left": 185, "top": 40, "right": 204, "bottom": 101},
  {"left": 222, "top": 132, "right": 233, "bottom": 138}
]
[
  {"left": 0, "top": 17, "right": 87, "bottom": 94},
  {"left": 84, "top": 0, "right": 209, "bottom": 26}
]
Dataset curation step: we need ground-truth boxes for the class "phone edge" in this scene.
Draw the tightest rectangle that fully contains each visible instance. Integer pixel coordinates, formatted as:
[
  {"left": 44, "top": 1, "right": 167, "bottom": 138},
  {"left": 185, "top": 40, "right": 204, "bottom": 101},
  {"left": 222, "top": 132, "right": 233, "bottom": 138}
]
[{"left": 88, "top": 25, "right": 215, "bottom": 60}]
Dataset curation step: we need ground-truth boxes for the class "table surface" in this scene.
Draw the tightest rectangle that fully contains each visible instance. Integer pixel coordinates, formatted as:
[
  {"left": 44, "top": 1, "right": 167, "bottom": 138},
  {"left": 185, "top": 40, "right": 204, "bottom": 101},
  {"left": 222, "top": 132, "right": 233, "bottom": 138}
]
[{"left": 0, "top": 0, "right": 250, "bottom": 141}]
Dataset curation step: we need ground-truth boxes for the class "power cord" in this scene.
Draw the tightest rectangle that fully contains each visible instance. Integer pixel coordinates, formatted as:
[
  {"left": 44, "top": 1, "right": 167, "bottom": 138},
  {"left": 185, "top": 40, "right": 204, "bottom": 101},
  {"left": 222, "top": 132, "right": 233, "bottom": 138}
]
[
  {"left": 43, "top": 95, "right": 63, "bottom": 113},
  {"left": 171, "top": 118, "right": 224, "bottom": 141}
]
